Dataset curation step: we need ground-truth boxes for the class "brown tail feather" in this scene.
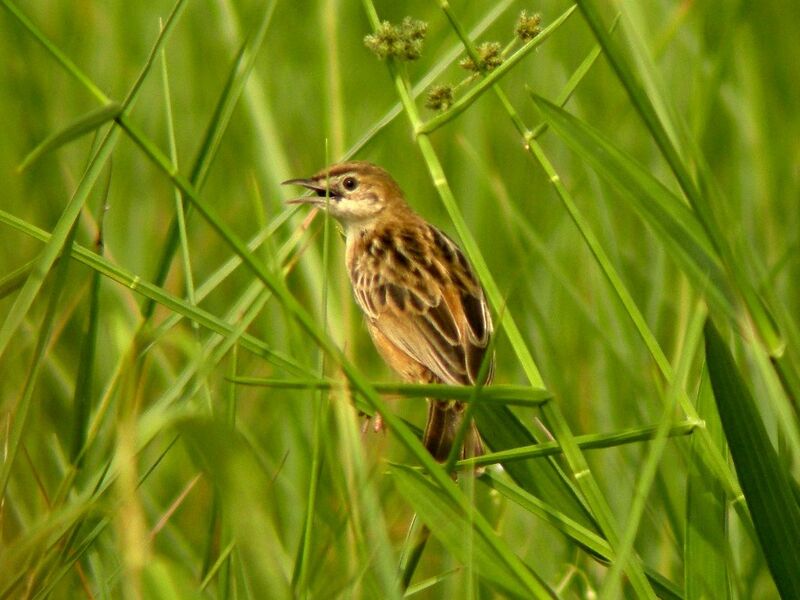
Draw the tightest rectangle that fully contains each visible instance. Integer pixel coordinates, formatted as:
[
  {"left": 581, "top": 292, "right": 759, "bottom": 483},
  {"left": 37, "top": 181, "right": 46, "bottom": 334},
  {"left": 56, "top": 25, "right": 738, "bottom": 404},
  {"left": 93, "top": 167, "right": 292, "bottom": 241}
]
[{"left": 422, "top": 400, "right": 484, "bottom": 464}]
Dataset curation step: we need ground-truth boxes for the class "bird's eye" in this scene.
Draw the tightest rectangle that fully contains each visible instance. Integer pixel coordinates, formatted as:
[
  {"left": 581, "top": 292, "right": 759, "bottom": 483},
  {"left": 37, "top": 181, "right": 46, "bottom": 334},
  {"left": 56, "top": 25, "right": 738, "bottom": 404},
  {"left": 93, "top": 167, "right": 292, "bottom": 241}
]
[{"left": 342, "top": 176, "right": 358, "bottom": 191}]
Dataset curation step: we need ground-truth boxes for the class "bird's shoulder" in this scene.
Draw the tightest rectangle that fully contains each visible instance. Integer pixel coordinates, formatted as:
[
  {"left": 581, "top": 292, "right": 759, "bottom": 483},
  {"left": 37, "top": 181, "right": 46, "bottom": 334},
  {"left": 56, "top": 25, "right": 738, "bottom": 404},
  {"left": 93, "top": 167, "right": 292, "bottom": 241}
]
[
  {"left": 348, "top": 218, "right": 489, "bottom": 330},
  {"left": 350, "top": 218, "right": 479, "bottom": 285}
]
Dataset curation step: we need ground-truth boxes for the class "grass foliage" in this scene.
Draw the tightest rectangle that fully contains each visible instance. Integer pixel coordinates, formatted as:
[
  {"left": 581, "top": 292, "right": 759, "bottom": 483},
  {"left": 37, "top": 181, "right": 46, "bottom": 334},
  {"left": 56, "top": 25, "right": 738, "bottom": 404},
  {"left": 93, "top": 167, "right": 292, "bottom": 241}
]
[{"left": 1, "top": 0, "right": 799, "bottom": 597}]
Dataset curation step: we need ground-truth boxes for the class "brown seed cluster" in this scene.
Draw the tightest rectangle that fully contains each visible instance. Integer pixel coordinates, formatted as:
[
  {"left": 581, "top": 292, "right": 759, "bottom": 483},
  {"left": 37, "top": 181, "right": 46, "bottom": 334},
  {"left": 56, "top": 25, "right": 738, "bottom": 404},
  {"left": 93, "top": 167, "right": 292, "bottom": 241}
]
[{"left": 364, "top": 17, "right": 428, "bottom": 61}]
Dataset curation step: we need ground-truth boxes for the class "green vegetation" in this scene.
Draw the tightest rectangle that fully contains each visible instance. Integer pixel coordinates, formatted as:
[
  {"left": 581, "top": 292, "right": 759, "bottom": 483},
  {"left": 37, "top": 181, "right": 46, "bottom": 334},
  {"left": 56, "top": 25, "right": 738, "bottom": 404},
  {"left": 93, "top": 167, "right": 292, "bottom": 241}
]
[{"left": 1, "top": 0, "right": 799, "bottom": 597}]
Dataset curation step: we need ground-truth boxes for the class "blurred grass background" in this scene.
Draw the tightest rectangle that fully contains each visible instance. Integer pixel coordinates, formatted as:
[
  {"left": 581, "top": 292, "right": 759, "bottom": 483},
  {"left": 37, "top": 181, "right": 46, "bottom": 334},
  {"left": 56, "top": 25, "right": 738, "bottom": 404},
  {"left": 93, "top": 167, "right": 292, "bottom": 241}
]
[{"left": 1, "top": 0, "right": 799, "bottom": 597}]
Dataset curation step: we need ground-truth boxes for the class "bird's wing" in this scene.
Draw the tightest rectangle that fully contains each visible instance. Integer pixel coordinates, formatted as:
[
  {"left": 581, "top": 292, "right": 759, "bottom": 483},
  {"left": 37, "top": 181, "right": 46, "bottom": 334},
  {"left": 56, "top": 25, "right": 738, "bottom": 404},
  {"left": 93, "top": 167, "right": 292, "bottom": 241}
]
[{"left": 350, "top": 223, "right": 493, "bottom": 385}]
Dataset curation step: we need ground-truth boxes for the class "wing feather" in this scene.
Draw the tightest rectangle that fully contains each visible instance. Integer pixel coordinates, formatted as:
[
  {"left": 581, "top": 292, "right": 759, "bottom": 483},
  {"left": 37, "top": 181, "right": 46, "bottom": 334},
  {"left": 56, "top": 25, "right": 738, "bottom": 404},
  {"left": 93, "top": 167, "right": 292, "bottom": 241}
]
[{"left": 349, "top": 223, "right": 493, "bottom": 385}]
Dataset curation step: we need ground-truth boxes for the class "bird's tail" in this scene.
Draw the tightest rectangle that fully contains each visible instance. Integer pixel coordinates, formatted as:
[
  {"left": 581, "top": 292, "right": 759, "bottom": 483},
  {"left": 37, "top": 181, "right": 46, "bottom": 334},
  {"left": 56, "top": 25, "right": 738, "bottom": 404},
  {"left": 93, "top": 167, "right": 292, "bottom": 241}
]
[{"left": 422, "top": 400, "right": 484, "bottom": 464}]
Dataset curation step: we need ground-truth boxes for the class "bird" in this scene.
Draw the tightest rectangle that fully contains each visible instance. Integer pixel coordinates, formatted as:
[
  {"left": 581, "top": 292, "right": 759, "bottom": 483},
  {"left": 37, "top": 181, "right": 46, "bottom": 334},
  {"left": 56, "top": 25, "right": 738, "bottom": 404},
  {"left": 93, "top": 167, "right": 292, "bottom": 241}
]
[{"left": 283, "top": 161, "right": 494, "bottom": 464}]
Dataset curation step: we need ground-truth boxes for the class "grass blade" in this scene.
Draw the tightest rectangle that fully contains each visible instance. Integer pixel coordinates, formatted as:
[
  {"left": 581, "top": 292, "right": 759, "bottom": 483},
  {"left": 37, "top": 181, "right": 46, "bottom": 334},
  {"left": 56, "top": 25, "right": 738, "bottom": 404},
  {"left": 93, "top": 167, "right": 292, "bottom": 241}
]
[
  {"left": 475, "top": 405, "right": 595, "bottom": 530},
  {"left": 486, "top": 474, "right": 683, "bottom": 600},
  {"left": 143, "top": 0, "right": 277, "bottom": 321},
  {"left": 575, "top": 0, "right": 783, "bottom": 356},
  {"left": 464, "top": 419, "right": 699, "bottom": 468},
  {"left": 531, "top": 94, "right": 735, "bottom": 320},
  {"left": 0, "top": 221, "right": 79, "bottom": 499},
  {"left": 685, "top": 368, "right": 730, "bottom": 599},
  {"left": 0, "top": 209, "right": 308, "bottom": 375},
  {"left": 231, "top": 378, "right": 550, "bottom": 406},
  {"left": 0, "top": 0, "right": 188, "bottom": 362},
  {"left": 391, "top": 464, "right": 556, "bottom": 599},
  {"left": 704, "top": 319, "right": 800, "bottom": 598},
  {"left": 69, "top": 200, "right": 106, "bottom": 463},
  {"left": 600, "top": 302, "right": 706, "bottom": 599},
  {"left": 17, "top": 102, "right": 122, "bottom": 172}
]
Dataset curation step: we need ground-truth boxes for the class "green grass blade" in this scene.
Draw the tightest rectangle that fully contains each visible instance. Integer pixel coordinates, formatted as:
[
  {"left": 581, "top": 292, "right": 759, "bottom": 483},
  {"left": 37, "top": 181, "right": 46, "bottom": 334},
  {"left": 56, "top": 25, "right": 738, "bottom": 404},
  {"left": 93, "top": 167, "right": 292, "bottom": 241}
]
[
  {"left": 0, "top": 126, "right": 118, "bottom": 362},
  {"left": 464, "top": 419, "right": 699, "bottom": 468},
  {"left": 0, "top": 490, "right": 96, "bottom": 597},
  {"left": 455, "top": 134, "right": 645, "bottom": 387},
  {"left": 191, "top": 3, "right": 277, "bottom": 190},
  {"left": 137, "top": 287, "right": 274, "bottom": 445},
  {"left": 527, "top": 14, "right": 620, "bottom": 140},
  {"left": 575, "top": 0, "right": 783, "bottom": 356},
  {"left": 180, "top": 419, "right": 293, "bottom": 598},
  {"left": 600, "top": 302, "right": 706, "bottom": 599},
  {"left": 1, "top": 1, "right": 109, "bottom": 103},
  {"left": 69, "top": 226, "right": 103, "bottom": 462},
  {"left": 538, "top": 394, "right": 658, "bottom": 599},
  {"left": 531, "top": 94, "right": 735, "bottom": 320},
  {"left": 160, "top": 38, "right": 196, "bottom": 308},
  {"left": 146, "top": 216, "right": 293, "bottom": 345},
  {"left": 474, "top": 405, "right": 595, "bottom": 530},
  {"left": 523, "top": 130, "right": 744, "bottom": 510},
  {"left": 143, "top": 1, "right": 276, "bottom": 321},
  {"left": 231, "top": 378, "right": 550, "bottom": 406},
  {"left": 486, "top": 474, "right": 683, "bottom": 600},
  {"left": 391, "top": 464, "right": 556, "bottom": 599},
  {"left": 0, "top": 221, "right": 79, "bottom": 499},
  {"left": 0, "top": 257, "right": 40, "bottom": 299},
  {"left": 685, "top": 367, "right": 730, "bottom": 599},
  {"left": 485, "top": 472, "right": 607, "bottom": 558},
  {"left": 292, "top": 143, "right": 333, "bottom": 595},
  {"left": 704, "top": 319, "right": 800, "bottom": 598},
  {"left": 17, "top": 102, "right": 122, "bottom": 172},
  {"left": 0, "top": 0, "right": 188, "bottom": 362},
  {"left": 0, "top": 209, "right": 308, "bottom": 375}
]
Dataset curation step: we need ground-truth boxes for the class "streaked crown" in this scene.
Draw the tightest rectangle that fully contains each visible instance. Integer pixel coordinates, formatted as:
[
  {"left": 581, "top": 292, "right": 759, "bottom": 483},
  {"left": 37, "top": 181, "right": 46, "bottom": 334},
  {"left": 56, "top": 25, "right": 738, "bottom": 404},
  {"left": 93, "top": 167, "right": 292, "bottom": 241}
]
[{"left": 283, "top": 161, "right": 408, "bottom": 226}]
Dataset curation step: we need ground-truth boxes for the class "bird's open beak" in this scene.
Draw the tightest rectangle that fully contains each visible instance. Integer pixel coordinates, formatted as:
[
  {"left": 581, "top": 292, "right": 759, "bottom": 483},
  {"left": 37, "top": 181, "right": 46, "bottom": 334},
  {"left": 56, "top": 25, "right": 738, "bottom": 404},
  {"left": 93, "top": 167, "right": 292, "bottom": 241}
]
[{"left": 282, "top": 177, "right": 334, "bottom": 205}]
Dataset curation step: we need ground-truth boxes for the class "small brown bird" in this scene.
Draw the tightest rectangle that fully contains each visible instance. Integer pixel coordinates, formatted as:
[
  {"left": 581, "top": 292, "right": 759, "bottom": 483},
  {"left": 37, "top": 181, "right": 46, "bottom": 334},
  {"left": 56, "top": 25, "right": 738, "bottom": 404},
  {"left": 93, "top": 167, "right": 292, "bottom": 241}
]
[{"left": 284, "top": 161, "right": 493, "bottom": 462}]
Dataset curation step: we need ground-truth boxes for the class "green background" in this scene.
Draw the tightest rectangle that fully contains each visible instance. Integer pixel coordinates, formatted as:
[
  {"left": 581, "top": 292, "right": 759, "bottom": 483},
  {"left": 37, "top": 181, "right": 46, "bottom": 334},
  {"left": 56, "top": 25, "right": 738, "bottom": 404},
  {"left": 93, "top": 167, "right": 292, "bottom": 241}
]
[{"left": 1, "top": 0, "right": 799, "bottom": 597}]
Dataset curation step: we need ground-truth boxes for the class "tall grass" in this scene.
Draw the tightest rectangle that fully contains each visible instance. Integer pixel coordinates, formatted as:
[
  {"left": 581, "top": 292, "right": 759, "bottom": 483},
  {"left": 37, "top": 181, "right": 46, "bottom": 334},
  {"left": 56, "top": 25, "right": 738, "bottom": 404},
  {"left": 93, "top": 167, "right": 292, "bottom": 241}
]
[{"left": 1, "top": 0, "right": 798, "bottom": 597}]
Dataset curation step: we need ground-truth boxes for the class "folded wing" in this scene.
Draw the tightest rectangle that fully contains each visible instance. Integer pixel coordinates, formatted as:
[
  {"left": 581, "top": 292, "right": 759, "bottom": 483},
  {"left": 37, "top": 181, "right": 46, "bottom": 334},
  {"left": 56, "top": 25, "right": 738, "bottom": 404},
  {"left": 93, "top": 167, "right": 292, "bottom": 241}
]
[{"left": 350, "top": 223, "right": 493, "bottom": 385}]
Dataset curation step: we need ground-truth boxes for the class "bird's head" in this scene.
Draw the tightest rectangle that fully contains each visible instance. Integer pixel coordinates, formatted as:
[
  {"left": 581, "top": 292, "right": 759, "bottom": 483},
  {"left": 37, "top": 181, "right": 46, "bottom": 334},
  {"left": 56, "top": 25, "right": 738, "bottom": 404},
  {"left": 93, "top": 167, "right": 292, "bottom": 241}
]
[{"left": 283, "top": 161, "right": 406, "bottom": 227}]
